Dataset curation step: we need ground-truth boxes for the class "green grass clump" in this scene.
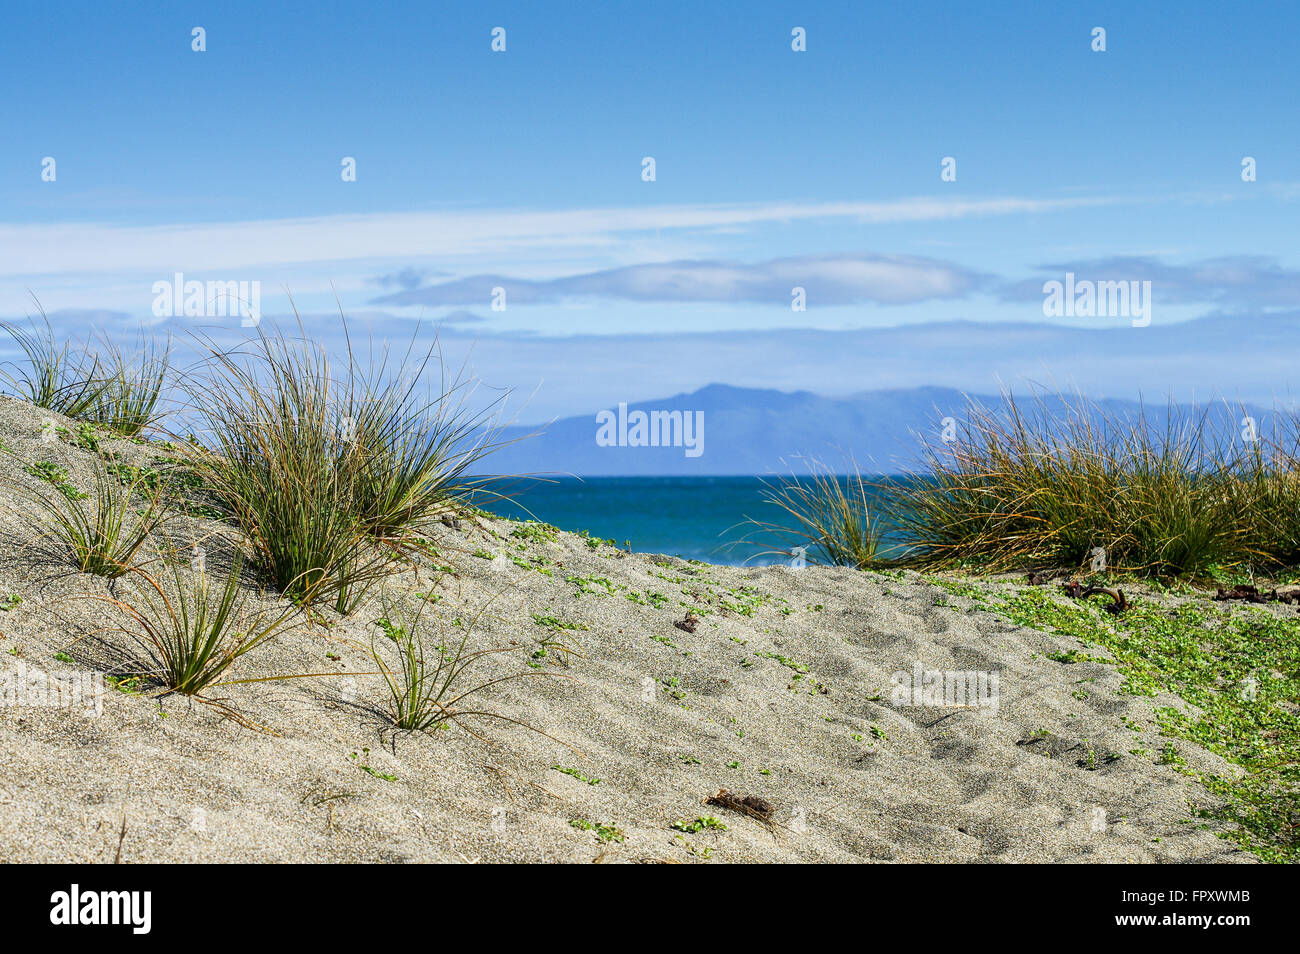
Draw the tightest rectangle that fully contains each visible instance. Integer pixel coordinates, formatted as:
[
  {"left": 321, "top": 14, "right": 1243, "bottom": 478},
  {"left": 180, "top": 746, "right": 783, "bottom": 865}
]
[
  {"left": 0, "top": 308, "right": 108, "bottom": 419},
  {"left": 96, "top": 551, "right": 294, "bottom": 696},
  {"left": 369, "top": 598, "right": 550, "bottom": 734},
  {"left": 884, "top": 391, "right": 1300, "bottom": 579},
  {"left": 10, "top": 458, "right": 169, "bottom": 578},
  {"left": 345, "top": 342, "right": 509, "bottom": 543},
  {"left": 1, "top": 308, "right": 170, "bottom": 435},
  {"left": 83, "top": 332, "right": 170, "bottom": 436},
  {"left": 182, "top": 316, "right": 510, "bottom": 609},
  {"left": 732, "top": 391, "right": 1300, "bottom": 582},
  {"left": 741, "top": 455, "right": 883, "bottom": 568}
]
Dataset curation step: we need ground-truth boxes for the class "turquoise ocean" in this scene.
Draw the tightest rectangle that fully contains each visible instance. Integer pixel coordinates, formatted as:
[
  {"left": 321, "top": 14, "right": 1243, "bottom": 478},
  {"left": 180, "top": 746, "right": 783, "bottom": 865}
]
[{"left": 482, "top": 476, "right": 903, "bottom": 566}]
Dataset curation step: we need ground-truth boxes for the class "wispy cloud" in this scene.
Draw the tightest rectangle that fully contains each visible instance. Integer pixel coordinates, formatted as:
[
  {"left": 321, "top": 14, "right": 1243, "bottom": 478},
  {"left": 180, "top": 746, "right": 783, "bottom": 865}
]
[
  {"left": 370, "top": 253, "right": 988, "bottom": 307},
  {"left": 369, "top": 267, "right": 447, "bottom": 291},
  {"left": 1000, "top": 255, "right": 1300, "bottom": 308},
  {"left": 435, "top": 309, "right": 491, "bottom": 325},
  {"left": 0, "top": 195, "right": 1118, "bottom": 277}
]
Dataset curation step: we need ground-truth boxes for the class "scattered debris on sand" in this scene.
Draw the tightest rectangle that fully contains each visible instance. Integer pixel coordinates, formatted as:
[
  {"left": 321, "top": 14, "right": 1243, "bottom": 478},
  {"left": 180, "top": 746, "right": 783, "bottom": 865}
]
[{"left": 1061, "top": 581, "right": 1128, "bottom": 615}]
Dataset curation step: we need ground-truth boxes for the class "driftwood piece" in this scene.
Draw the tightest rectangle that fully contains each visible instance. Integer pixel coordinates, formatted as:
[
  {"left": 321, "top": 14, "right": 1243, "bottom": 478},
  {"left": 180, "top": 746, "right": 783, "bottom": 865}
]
[{"left": 1060, "top": 581, "right": 1127, "bottom": 614}]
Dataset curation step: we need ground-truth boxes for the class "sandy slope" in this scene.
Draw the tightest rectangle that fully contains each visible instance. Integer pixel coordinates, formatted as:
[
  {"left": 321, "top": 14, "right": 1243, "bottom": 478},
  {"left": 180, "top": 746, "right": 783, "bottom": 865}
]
[{"left": 0, "top": 397, "right": 1254, "bottom": 863}]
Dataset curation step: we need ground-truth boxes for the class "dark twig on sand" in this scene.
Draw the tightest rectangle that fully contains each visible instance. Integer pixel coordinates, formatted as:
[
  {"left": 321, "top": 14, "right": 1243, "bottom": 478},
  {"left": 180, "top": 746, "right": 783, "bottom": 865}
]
[{"left": 1060, "top": 581, "right": 1128, "bottom": 614}]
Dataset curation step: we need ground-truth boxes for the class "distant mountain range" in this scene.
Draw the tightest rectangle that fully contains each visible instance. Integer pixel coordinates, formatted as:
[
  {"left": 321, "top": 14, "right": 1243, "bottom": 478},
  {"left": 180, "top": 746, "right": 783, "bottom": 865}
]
[{"left": 485, "top": 384, "right": 1281, "bottom": 476}]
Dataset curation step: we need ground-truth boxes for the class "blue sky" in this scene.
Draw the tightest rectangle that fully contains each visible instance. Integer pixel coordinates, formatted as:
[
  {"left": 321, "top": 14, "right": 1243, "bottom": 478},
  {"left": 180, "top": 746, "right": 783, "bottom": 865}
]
[{"left": 2, "top": 0, "right": 1298, "bottom": 420}]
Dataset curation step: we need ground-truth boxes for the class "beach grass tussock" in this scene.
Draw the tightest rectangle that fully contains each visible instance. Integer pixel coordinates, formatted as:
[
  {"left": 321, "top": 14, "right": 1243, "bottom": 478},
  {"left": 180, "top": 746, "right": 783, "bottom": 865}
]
[
  {"left": 879, "top": 391, "right": 1300, "bottom": 580},
  {"left": 741, "top": 454, "right": 884, "bottom": 569},
  {"left": 1, "top": 306, "right": 170, "bottom": 437},
  {"left": 1, "top": 307, "right": 110, "bottom": 421},
  {"left": 6, "top": 454, "right": 171, "bottom": 578},
  {"left": 369, "top": 595, "right": 557, "bottom": 736},
  {"left": 95, "top": 550, "right": 296, "bottom": 697},
  {"left": 180, "top": 314, "right": 510, "bottom": 608},
  {"left": 83, "top": 330, "right": 171, "bottom": 437}
]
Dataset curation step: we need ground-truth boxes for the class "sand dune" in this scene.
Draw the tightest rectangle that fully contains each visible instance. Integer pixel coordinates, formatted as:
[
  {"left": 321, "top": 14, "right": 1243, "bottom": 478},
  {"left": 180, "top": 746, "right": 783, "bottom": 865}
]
[{"left": 0, "top": 397, "right": 1256, "bottom": 863}]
